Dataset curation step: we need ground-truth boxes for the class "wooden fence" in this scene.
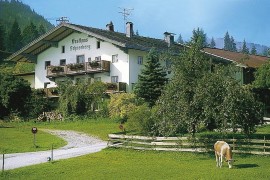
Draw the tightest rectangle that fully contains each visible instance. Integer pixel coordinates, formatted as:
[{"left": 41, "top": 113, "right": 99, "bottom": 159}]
[{"left": 108, "top": 134, "right": 270, "bottom": 155}]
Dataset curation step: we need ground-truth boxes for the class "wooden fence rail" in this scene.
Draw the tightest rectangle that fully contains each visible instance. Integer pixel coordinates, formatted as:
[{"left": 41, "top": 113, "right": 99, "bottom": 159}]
[{"left": 108, "top": 134, "right": 270, "bottom": 155}]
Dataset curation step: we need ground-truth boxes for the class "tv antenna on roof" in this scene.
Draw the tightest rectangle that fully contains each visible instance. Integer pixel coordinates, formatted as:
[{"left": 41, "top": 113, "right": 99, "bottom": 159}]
[
  {"left": 56, "top": 17, "right": 69, "bottom": 25},
  {"left": 47, "top": 17, "right": 69, "bottom": 26},
  {"left": 118, "top": 7, "right": 134, "bottom": 32}
]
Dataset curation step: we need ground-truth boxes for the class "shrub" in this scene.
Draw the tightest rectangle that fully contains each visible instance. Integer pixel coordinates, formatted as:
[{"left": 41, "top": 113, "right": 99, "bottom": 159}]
[{"left": 126, "top": 104, "right": 154, "bottom": 135}]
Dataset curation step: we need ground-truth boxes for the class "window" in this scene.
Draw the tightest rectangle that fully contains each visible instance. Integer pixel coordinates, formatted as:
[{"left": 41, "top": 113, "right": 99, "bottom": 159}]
[
  {"left": 112, "top": 54, "right": 118, "bottom": 63},
  {"left": 45, "top": 61, "right": 51, "bottom": 69},
  {"left": 88, "top": 57, "right": 91, "bottom": 62},
  {"left": 95, "top": 56, "right": 101, "bottom": 61},
  {"left": 44, "top": 82, "right": 50, "bottom": 88},
  {"left": 94, "top": 77, "right": 101, "bottom": 82},
  {"left": 111, "top": 76, "right": 118, "bottom": 83},
  {"left": 138, "top": 56, "right": 143, "bottom": 65},
  {"left": 62, "top": 46, "right": 65, "bottom": 53},
  {"left": 97, "top": 41, "right": 100, "bottom": 49},
  {"left": 76, "top": 55, "right": 85, "bottom": 63},
  {"left": 60, "top": 59, "right": 66, "bottom": 66}
]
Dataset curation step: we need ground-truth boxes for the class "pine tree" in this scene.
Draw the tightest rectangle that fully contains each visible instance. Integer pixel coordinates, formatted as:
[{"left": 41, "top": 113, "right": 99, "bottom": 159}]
[
  {"left": 7, "top": 19, "right": 22, "bottom": 52},
  {"left": 38, "top": 24, "right": 46, "bottom": 36},
  {"left": 177, "top": 34, "right": 184, "bottom": 44},
  {"left": 210, "top": 37, "right": 216, "bottom": 48},
  {"left": 22, "top": 21, "right": 39, "bottom": 45},
  {"left": 251, "top": 44, "right": 257, "bottom": 55},
  {"left": 0, "top": 22, "right": 5, "bottom": 51},
  {"left": 191, "top": 28, "right": 207, "bottom": 49},
  {"left": 134, "top": 48, "right": 168, "bottom": 107},
  {"left": 224, "top": 31, "right": 231, "bottom": 51},
  {"left": 230, "top": 36, "right": 237, "bottom": 52},
  {"left": 241, "top": 39, "right": 249, "bottom": 54}
]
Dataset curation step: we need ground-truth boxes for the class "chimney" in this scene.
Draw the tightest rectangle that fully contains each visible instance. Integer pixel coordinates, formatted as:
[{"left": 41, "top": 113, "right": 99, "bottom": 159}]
[
  {"left": 126, "top": 22, "right": 134, "bottom": 38},
  {"left": 164, "top": 32, "right": 175, "bottom": 47},
  {"left": 106, "top": 21, "right": 114, "bottom": 32}
]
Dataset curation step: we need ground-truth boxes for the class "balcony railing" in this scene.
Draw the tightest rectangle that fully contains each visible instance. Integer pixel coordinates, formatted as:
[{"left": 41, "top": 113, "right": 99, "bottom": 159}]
[
  {"left": 106, "top": 82, "right": 127, "bottom": 93},
  {"left": 47, "top": 60, "right": 110, "bottom": 78}
]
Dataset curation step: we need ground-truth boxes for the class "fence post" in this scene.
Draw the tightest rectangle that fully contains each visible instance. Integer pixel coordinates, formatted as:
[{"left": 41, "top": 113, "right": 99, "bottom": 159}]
[
  {"left": 233, "top": 137, "right": 235, "bottom": 151},
  {"left": 2, "top": 154, "right": 4, "bottom": 172},
  {"left": 51, "top": 144, "right": 54, "bottom": 162},
  {"left": 264, "top": 136, "right": 266, "bottom": 153}
]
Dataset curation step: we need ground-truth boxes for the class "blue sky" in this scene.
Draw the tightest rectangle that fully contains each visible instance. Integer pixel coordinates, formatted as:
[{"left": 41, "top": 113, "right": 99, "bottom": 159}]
[{"left": 22, "top": 0, "right": 270, "bottom": 46}]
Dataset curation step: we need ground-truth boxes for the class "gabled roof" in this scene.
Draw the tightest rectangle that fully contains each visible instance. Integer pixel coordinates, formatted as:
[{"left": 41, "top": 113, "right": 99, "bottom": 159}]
[
  {"left": 7, "top": 22, "right": 269, "bottom": 69},
  {"left": 203, "top": 48, "right": 269, "bottom": 68},
  {"left": 7, "top": 23, "right": 182, "bottom": 62}
]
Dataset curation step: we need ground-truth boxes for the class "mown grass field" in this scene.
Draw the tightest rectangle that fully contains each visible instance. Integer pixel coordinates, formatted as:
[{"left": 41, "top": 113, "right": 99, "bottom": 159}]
[
  {"left": 0, "top": 124, "right": 66, "bottom": 153},
  {"left": 2, "top": 148, "right": 270, "bottom": 180},
  {"left": 1, "top": 119, "right": 270, "bottom": 179}
]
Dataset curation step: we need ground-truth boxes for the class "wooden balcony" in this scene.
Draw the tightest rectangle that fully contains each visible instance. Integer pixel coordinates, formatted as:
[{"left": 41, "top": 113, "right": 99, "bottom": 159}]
[
  {"left": 47, "top": 60, "right": 110, "bottom": 78},
  {"left": 106, "top": 82, "right": 127, "bottom": 93}
]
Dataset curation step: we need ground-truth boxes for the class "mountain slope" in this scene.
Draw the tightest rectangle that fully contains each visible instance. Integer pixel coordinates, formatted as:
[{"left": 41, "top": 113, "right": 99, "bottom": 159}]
[{"left": 0, "top": 0, "right": 53, "bottom": 32}]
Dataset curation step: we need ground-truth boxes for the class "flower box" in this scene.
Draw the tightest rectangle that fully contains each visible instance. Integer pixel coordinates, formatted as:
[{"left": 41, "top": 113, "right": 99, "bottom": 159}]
[
  {"left": 51, "top": 66, "right": 64, "bottom": 73},
  {"left": 67, "top": 63, "right": 84, "bottom": 71}
]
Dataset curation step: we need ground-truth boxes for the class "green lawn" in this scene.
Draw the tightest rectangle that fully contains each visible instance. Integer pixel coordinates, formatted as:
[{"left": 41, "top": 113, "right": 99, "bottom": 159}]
[
  {"left": 1, "top": 120, "right": 270, "bottom": 179},
  {"left": 0, "top": 118, "right": 119, "bottom": 153},
  {"left": 2, "top": 148, "right": 270, "bottom": 180},
  {"left": 0, "top": 125, "right": 66, "bottom": 154}
]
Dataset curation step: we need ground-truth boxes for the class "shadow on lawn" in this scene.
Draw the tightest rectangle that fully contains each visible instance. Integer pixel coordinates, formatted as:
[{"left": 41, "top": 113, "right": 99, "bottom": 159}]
[{"left": 234, "top": 164, "right": 259, "bottom": 169}]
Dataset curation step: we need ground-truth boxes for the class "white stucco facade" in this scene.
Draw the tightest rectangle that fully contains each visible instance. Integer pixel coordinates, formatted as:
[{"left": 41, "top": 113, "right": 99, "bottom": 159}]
[{"left": 34, "top": 32, "right": 148, "bottom": 92}]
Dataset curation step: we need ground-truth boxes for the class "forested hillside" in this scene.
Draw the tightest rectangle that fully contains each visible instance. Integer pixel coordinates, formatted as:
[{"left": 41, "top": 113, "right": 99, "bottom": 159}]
[
  {"left": 0, "top": 0, "right": 53, "bottom": 53},
  {"left": 0, "top": 0, "right": 53, "bottom": 73}
]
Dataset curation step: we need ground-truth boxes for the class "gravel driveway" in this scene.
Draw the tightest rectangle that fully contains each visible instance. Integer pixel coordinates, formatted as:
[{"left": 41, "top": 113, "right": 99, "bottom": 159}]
[{"left": 0, "top": 129, "right": 107, "bottom": 170}]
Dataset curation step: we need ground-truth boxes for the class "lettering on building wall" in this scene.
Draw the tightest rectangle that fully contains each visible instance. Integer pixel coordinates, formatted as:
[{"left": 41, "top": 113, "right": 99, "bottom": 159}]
[{"left": 70, "top": 38, "right": 90, "bottom": 51}]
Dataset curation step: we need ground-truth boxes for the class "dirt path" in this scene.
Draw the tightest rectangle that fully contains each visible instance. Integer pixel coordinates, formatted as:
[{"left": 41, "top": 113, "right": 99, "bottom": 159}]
[{"left": 0, "top": 129, "right": 107, "bottom": 170}]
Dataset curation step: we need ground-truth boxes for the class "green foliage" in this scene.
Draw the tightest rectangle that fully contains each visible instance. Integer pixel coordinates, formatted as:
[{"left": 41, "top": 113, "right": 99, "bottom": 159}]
[
  {"left": 0, "top": 74, "right": 31, "bottom": 118},
  {"left": 190, "top": 27, "right": 207, "bottom": 48},
  {"left": 22, "top": 21, "right": 39, "bottom": 46},
  {"left": 176, "top": 34, "right": 184, "bottom": 44},
  {"left": 27, "top": 89, "right": 51, "bottom": 118},
  {"left": 108, "top": 93, "right": 141, "bottom": 123},
  {"left": 155, "top": 41, "right": 210, "bottom": 136},
  {"left": 13, "top": 62, "right": 35, "bottom": 74},
  {"left": 210, "top": 37, "right": 215, "bottom": 48},
  {"left": 253, "top": 60, "right": 270, "bottom": 89},
  {"left": 0, "top": 0, "right": 53, "bottom": 52},
  {"left": 134, "top": 48, "right": 167, "bottom": 107},
  {"left": 57, "top": 79, "right": 108, "bottom": 117},
  {"left": 6, "top": 19, "right": 22, "bottom": 52},
  {"left": 224, "top": 31, "right": 237, "bottom": 52},
  {"left": 251, "top": 44, "right": 257, "bottom": 55},
  {"left": 126, "top": 104, "right": 154, "bottom": 135},
  {"left": 0, "top": 21, "right": 5, "bottom": 51},
  {"left": 57, "top": 78, "right": 86, "bottom": 116},
  {"left": 154, "top": 41, "right": 262, "bottom": 137},
  {"left": 241, "top": 39, "right": 250, "bottom": 54},
  {"left": 85, "top": 81, "right": 108, "bottom": 116}
]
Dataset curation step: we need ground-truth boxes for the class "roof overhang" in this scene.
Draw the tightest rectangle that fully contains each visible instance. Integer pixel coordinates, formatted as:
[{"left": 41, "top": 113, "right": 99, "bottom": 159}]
[
  {"left": 203, "top": 50, "right": 247, "bottom": 68},
  {"left": 7, "top": 23, "right": 126, "bottom": 63}
]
